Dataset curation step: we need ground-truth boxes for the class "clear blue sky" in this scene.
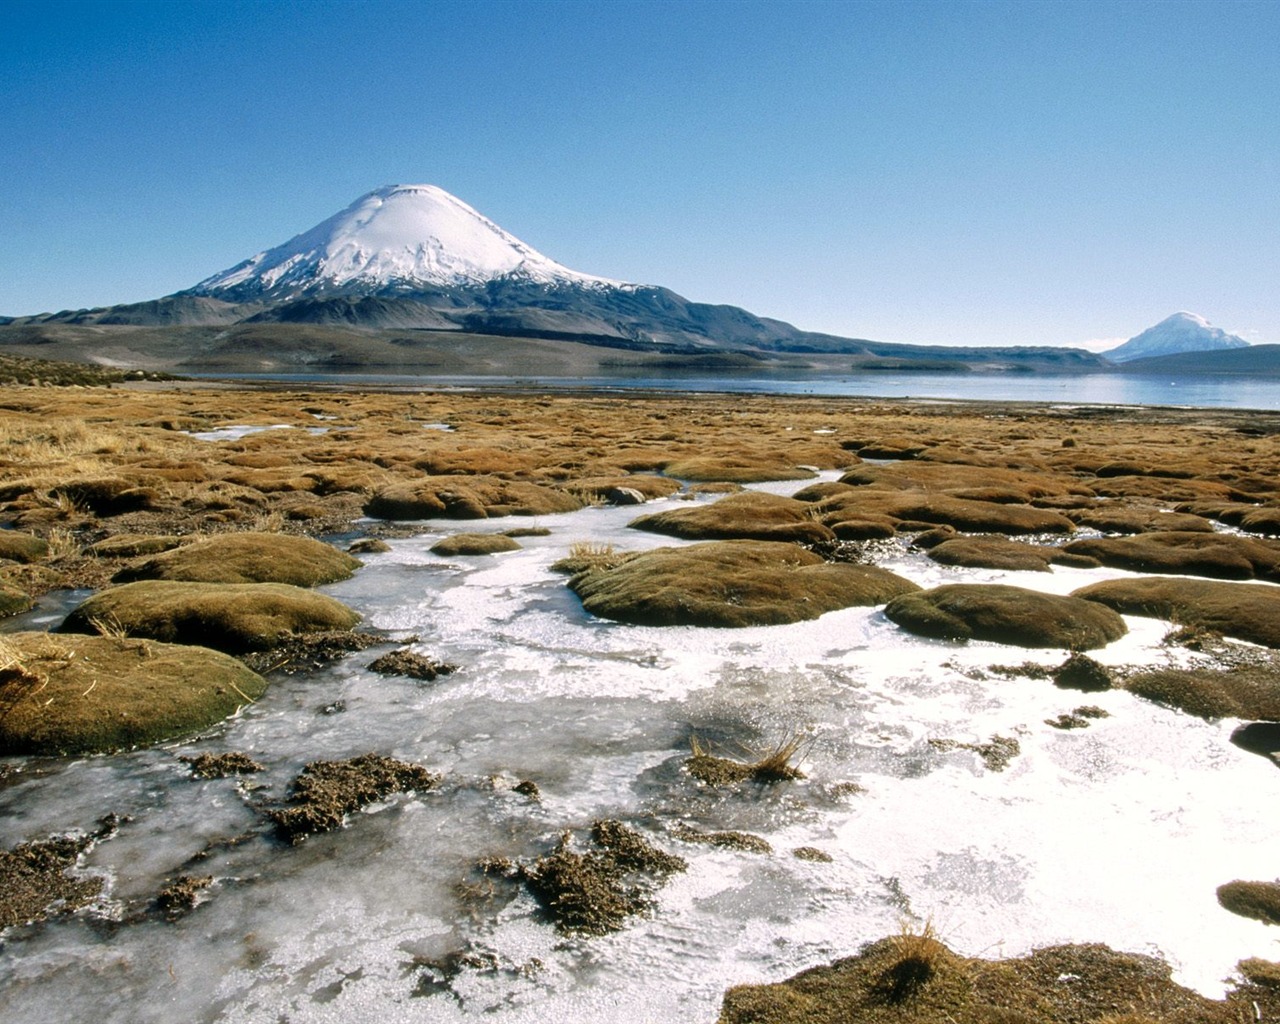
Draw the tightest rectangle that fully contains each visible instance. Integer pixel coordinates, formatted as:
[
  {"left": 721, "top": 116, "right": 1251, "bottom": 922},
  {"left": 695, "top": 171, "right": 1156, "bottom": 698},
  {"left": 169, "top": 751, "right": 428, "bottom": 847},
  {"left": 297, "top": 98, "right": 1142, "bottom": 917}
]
[{"left": 2, "top": 0, "right": 1276, "bottom": 347}]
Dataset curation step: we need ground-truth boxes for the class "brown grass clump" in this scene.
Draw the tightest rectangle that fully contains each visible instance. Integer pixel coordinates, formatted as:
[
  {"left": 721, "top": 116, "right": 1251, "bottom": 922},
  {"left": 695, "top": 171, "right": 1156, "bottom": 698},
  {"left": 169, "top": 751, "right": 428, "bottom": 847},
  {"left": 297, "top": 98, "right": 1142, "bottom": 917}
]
[
  {"left": 551, "top": 541, "right": 629, "bottom": 575},
  {"left": 686, "top": 733, "right": 808, "bottom": 786}
]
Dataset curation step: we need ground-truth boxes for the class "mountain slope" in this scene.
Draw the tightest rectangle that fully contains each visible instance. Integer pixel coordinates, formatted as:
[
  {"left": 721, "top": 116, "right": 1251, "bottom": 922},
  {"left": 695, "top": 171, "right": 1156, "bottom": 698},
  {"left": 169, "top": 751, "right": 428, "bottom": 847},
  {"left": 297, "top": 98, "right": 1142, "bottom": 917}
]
[{"left": 1105, "top": 312, "right": 1250, "bottom": 363}]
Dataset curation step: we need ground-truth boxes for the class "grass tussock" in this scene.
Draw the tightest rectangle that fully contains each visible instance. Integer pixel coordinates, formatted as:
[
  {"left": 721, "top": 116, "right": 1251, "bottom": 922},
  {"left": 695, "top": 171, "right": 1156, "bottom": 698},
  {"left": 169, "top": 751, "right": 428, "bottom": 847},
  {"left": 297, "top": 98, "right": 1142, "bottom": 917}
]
[{"left": 686, "top": 732, "right": 809, "bottom": 786}]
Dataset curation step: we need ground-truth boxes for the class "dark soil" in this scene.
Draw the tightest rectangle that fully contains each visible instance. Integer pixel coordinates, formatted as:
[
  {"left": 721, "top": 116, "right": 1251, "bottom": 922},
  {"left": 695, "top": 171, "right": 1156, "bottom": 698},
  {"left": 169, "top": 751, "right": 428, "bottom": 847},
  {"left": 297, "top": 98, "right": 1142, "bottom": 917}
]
[
  {"left": 0, "top": 816, "right": 120, "bottom": 928},
  {"left": 366, "top": 648, "right": 458, "bottom": 681},
  {"left": 155, "top": 874, "right": 213, "bottom": 918},
  {"left": 1046, "top": 706, "right": 1110, "bottom": 730},
  {"left": 792, "top": 846, "right": 834, "bottom": 862},
  {"left": 240, "top": 629, "right": 383, "bottom": 675},
  {"left": 520, "top": 819, "right": 686, "bottom": 935},
  {"left": 1052, "top": 654, "right": 1114, "bottom": 692},
  {"left": 673, "top": 824, "right": 772, "bottom": 854},
  {"left": 1217, "top": 880, "right": 1280, "bottom": 925},
  {"left": 929, "top": 734, "right": 1021, "bottom": 772},
  {"left": 720, "top": 934, "right": 1271, "bottom": 1023},
  {"left": 269, "top": 753, "right": 441, "bottom": 844},
  {"left": 180, "top": 752, "right": 265, "bottom": 778}
]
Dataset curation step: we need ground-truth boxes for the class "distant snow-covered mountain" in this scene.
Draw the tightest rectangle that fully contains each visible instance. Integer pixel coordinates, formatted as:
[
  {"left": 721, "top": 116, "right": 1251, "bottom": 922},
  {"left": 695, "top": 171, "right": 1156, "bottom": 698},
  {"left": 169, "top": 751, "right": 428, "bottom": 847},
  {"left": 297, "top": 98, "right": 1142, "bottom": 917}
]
[
  {"left": 190, "top": 184, "right": 626, "bottom": 301},
  {"left": 1105, "top": 312, "right": 1250, "bottom": 363},
  {"left": 2, "top": 184, "right": 1110, "bottom": 373}
]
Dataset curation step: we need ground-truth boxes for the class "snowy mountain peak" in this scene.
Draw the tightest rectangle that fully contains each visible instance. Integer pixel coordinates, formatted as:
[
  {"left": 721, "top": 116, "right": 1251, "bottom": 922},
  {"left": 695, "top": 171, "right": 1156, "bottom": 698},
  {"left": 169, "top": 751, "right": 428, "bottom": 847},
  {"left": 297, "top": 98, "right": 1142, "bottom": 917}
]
[
  {"left": 1105, "top": 311, "right": 1250, "bottom": 363},
  {"left": 190, "top": 184, "right": 625, "bottom": 300}
]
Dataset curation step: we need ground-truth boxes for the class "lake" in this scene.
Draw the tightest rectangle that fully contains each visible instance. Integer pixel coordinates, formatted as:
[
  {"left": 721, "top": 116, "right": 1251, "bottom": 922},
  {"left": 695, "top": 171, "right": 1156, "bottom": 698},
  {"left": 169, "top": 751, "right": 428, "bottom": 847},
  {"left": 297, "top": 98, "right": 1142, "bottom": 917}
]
[{"left": 190, "top": 370, "right": 1280, "bottom": 410}]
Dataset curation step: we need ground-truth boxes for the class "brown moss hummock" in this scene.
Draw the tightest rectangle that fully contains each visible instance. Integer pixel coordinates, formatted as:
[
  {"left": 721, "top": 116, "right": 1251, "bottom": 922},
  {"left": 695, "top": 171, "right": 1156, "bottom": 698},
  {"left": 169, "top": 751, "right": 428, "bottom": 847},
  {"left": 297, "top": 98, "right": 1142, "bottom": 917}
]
[
  {"left": 429, "top": 533, "right": 522, "bottom": 556},
  {"left": 269, "top": 754, "right": 440, "bottom": 843},
  {"left": 60, "top": 581, "right": 361, "bottom": 654},
  {"left": 570, "top": 540, "right": 918, "bottom": 628},
  {"left": 1217, "top": 880, "right": 1280, "bottom": 925},
  {"left": 885, "top": 584, "right": 1127, "bottom": 650},
  {"left": 1073, "top": 576, "right": 1280, "bottom": 648},
  {"left": 113, "top": 531, "right": 361, "bottom": 587},
  {"left": 0, "top": 632, "right": 268, "bottom": 755}
]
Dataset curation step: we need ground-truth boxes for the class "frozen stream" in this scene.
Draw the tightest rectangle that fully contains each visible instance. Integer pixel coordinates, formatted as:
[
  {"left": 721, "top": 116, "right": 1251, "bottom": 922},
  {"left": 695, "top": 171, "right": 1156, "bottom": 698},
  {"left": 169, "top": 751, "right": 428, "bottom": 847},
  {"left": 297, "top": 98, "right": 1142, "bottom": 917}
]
[{"left": 3, "top": 475, "right": 1279, "bottom": 1022}]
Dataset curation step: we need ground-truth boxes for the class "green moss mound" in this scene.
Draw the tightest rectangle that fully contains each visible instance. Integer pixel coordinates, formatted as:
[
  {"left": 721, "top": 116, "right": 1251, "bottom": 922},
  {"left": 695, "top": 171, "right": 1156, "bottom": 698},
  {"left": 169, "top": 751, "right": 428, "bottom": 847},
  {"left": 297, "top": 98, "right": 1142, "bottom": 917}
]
[
  {"left": 60, "top": 581, "right": 361, "bottom": 654},
  {"left": 1072, "top": 576, "right": 1280, "bottom": 648},
  {"left": 720, "top": 935, "right": 1258, "bottom": 1023},
  {"left": 429, "top": 533, "right": 522, "bottom": 556},
  {"left": 630, "top": 491, "right": 835, "bottom": 544},
  {"left": 113, "top": 531, "right": 360, "bottom": 587},
  {"left": 885, "top": 584, "right": 1127, "bottom": 649},
  {"left": 0, "top": 632, "right": 268, "bottom": 755},
  {"left": 570, "top": 540, "right": 919, "bottom": 628}
]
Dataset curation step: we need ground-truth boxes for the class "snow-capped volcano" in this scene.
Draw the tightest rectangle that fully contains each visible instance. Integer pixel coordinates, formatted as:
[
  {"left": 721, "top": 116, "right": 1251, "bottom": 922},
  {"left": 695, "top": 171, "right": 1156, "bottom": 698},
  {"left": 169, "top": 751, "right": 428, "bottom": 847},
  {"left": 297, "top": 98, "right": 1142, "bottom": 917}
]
[
  {"left": 190, "top": 184, "right": 624, "bottom": 301},
  {"left": 1105, "top": 312, "right": 1250, "bottom": 363}
]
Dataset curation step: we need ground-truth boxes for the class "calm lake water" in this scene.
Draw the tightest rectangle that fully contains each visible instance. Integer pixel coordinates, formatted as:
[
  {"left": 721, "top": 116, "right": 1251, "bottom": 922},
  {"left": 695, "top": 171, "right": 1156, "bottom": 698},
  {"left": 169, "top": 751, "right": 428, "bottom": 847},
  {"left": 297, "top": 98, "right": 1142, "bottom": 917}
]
[{"left": 191, "top": 371, "right": 1280, "bottom": 410}]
